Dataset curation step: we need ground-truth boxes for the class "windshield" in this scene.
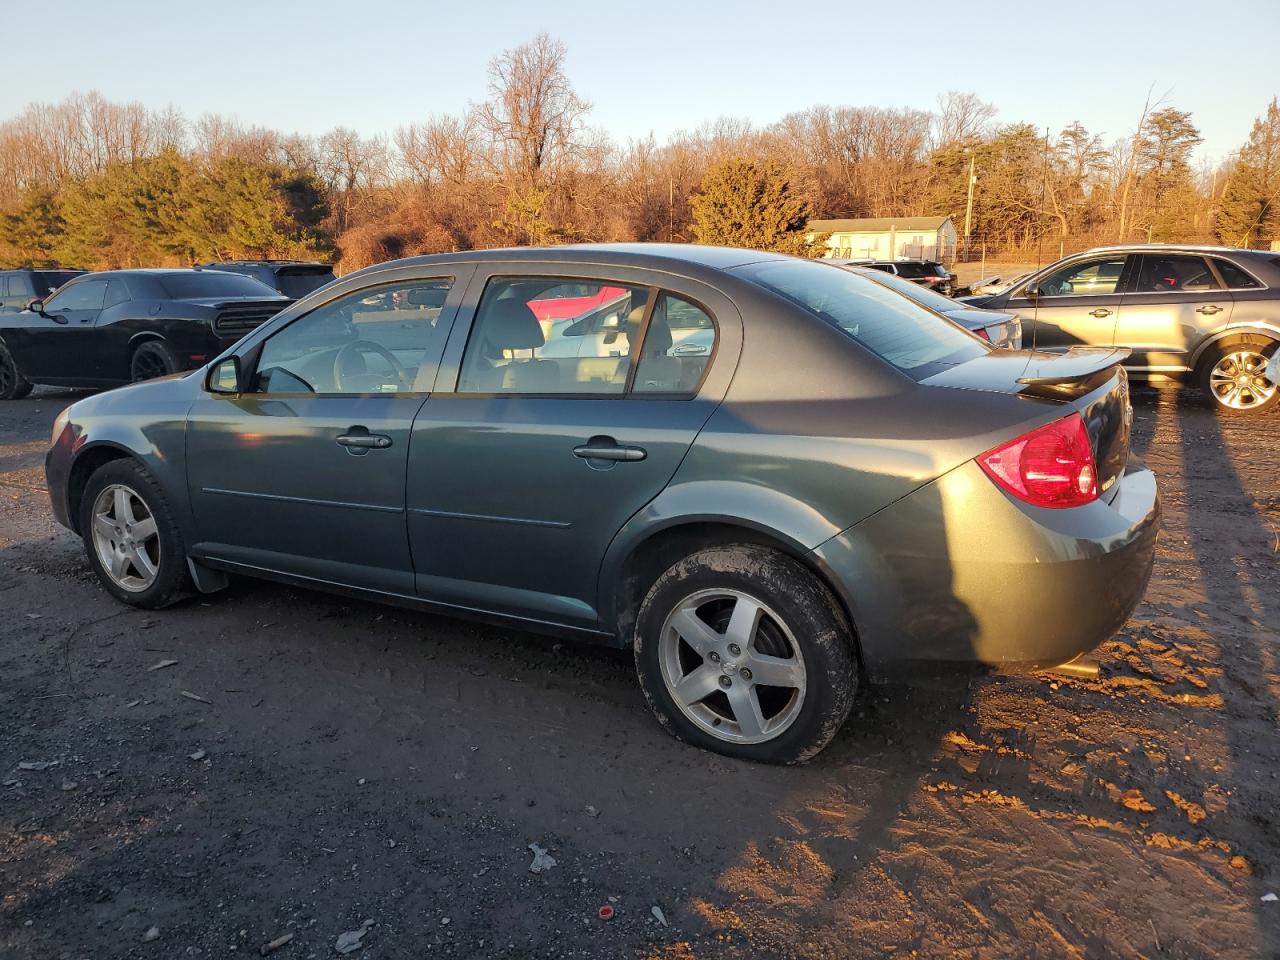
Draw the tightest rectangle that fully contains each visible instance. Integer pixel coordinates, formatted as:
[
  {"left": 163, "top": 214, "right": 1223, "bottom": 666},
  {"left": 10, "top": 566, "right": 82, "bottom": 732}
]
[
  {"left": 734, "top": 259, "right": 985, "bottom": 375},
  {"left": 159, "top": 272, "right": 281, "bottom": 300},
  {"left": 854, "top": 267, "right": 958, "bottom": 312}
]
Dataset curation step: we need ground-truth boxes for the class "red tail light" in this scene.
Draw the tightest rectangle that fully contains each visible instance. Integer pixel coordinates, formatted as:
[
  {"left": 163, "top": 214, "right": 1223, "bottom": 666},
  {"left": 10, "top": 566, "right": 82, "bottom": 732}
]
[
  {"left": 974, "top": 327, "right": 991, "bottom": 342},
  {"left": 977, "top": 413, "right": 1099, "bottom": 508}
]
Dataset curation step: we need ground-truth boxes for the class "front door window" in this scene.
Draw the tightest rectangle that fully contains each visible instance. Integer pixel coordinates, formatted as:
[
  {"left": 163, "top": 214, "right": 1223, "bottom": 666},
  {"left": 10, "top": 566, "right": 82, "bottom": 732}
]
[
  {"left": 1038, "top": 257, "right": 1129, "bottom": 297},
  {"left": 253, "top": 278, "right": 454, "bottom": 394}
]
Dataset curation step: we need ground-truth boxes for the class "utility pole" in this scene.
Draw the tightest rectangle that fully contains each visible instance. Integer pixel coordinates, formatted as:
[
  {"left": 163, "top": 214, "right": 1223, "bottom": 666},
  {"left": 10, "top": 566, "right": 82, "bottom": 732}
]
[
  {"left": 668, "top": 178, "right": 674, "bottom": 243},
  {"left": 962, "top": 149, "right": 977, "bottom": 257}
]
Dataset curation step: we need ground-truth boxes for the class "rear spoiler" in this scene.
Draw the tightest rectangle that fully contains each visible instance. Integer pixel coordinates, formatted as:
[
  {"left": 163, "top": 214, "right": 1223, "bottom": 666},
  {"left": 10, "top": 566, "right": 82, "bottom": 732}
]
[{"left": 1016, "top": 346, "right": 1130, "bottom": 398}]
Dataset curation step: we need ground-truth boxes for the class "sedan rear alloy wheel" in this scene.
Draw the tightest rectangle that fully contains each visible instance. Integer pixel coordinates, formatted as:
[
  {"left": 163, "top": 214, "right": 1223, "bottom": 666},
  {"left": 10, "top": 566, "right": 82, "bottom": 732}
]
[
  {"left": 634, "top": 545, "right": 857, "bottom": 763},
  {"left": 90, "top": 483, "right": 161, "bottom": 592},
  {"left": 659, "top": 589, "right": 807, "bottom": 744}
]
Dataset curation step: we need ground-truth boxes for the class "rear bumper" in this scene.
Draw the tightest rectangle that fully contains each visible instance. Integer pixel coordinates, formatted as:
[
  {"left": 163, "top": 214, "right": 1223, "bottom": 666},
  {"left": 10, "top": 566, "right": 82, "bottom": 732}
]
[{"left": 810, "top": 460, "right": 1160, "bottom": 682}]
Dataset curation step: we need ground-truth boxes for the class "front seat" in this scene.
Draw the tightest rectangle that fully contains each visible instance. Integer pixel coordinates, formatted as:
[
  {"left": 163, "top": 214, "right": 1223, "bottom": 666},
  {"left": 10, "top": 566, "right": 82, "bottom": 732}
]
[{"left": 468, "top": 298, "right": 559, "bottom": 393}]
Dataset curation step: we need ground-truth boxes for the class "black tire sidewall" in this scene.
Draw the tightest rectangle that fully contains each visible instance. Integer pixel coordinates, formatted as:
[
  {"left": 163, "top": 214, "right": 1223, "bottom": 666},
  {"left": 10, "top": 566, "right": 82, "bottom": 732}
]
[
  {"left": 1197, "top": 336, "right": 1280, "bottom": 416},
  {"left": 79, "top": 459, "right": 189, "bottom": 608},
  {"left": 0, "top": 340, "right": 32, "bottom": 400},
  {"left": 131, "top": 341, "right": 179, "bottom": 383},
  {"left": 634, "top": 544, "right": 858, "bottom": 764}
]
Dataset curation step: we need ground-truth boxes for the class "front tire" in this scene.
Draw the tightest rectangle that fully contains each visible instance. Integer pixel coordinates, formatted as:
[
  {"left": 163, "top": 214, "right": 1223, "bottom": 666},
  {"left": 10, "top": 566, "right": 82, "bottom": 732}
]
[
  {"left": 79, "top": 459, "right": 189, "bottom": 608},
  {"left": 634, "top": 545, "right": 858, "bottom": 764},
  {"left": 1197, "top": 335, "right": 1279, "bottom": 416},
  {"left": 130, "top": 340, "right": 180, "bottom": 383},
  {"left": 0, "top": 340, "right": 33, "bottom": 400}
]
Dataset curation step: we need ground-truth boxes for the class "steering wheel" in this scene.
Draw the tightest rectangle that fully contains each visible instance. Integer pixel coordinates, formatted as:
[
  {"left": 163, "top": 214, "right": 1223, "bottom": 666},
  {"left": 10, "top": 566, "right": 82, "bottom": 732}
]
[{"left": 333, "top": 340, "right": 410, "bottom": 392}]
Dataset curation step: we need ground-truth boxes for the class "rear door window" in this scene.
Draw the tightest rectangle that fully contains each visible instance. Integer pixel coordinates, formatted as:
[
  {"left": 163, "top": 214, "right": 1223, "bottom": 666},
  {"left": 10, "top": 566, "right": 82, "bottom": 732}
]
[
  {"left": 735, "top": 259, "right": 984, "bottom": 376},
  {"left": 459, "top": 278, "right": 649, "bottom": 395},
  {"left": 1134, "top": 254, "right": 1219, "bottom": 293}
]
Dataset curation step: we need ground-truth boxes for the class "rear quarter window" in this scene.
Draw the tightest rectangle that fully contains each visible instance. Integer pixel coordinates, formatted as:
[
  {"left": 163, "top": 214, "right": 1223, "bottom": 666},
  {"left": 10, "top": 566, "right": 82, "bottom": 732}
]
[{"left": 735, "top": 260, "right": 985, "bottom": 378}]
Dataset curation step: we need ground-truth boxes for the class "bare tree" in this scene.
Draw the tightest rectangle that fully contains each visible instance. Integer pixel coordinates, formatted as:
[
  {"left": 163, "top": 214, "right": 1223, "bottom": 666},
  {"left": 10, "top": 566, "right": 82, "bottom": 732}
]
[
  {"left": 475, "top": 33, "right": 590, "bottom": 187},
  {"left": 933, "top": 91, "right": 997, "bottom": 148}
]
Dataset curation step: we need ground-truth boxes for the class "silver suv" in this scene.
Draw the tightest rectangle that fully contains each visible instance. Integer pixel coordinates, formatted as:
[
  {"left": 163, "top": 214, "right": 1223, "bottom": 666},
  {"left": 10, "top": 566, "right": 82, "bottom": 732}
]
[{"left": 962, "top": 244, "right": 1280, "bottom": 415}]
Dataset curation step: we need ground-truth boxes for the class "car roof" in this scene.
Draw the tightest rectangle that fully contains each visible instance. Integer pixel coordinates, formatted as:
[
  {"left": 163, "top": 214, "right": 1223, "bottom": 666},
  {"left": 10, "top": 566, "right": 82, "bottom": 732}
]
[
  {"left": 1084, "top": 243, "right": 1274, "bottom": 257},
  {"left": 199, "top": 260, "right": 332, "bottom": 268},
  {"left": 357, "top": 243, "right": 786, "bottom": 276}
]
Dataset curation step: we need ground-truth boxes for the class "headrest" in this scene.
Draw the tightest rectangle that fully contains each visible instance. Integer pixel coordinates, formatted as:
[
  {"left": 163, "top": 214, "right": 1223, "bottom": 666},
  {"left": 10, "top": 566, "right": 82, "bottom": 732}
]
[
  {"left": 643, "top": 313, "right": 673, "bottom": 355},
  {"left": 483, "top": 298, "right": 544, "bottom": 350}
]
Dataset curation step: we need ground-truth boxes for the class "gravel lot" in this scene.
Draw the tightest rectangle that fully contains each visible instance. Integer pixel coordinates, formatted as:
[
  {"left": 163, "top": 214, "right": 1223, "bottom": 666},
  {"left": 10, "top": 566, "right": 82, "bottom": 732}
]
[{"left": 2, "top": 385, "right": 1278, "bottom": 959}]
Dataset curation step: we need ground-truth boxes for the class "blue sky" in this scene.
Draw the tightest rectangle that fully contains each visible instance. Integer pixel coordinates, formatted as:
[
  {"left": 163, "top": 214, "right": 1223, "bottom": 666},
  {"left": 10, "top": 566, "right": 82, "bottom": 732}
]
[{"left": 7, "top": 0, "right": 1277, "bottom": 163}]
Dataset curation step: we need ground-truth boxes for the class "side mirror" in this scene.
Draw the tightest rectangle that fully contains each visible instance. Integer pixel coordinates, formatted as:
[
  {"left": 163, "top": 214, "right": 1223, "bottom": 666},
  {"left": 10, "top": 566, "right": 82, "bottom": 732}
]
[
  {"left": 207, "top": 357, "right": 243, "bottom": 394},
  {"left": 1022, "top": 283, "right": 1040, "bottom": 301},
  {"left": 27, "top": 299, "right": 44, "bottom": 314}
]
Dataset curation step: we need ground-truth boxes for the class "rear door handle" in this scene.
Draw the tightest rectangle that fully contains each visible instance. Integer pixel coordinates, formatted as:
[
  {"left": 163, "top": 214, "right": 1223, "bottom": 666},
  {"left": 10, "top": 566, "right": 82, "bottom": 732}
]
[
  {"left": 573, "top": 440, "right": 647, "bottom": 462},
  {"left": 1090, "top": 308, "right": 1113, "bottom": 318},
  {"left": 1196, "top": 304, "right": 1224, "bottom": 315}
]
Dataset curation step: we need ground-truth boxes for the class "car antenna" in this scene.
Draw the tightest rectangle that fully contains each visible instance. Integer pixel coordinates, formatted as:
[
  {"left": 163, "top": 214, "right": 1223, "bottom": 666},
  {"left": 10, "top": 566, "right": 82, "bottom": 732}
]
[{"left": 1022, "top": 126, "right": 1053, "bottom": 379}]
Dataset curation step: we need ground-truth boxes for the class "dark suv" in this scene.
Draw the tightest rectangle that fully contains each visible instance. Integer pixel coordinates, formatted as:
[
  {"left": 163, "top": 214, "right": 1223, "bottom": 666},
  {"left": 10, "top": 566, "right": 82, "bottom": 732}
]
[
  {"left": 840, "top": 259, "right": 954, "bottom": 296},
  {"left": 198, "top": 261, "right": 336, "bottom": 299},
  {"left": 0, "top": 268, "right": 85, "bottom": 314},
  {"left": 962, "top": 244, "right": 1280, "bottom": 415}
]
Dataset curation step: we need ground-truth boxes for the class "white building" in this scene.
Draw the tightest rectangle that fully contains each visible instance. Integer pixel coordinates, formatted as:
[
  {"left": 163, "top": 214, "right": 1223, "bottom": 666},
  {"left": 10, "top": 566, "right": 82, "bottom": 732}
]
[{"left": 808, "top": 216, "right": 957, "bottom": 262}]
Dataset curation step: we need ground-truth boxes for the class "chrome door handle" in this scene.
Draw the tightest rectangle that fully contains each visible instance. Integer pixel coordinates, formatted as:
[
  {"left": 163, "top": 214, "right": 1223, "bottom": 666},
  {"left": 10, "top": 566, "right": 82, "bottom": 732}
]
[
  {"left": 1196, "top": 304, "right": 1224, "bottom": 315},
  {"left": 336, "top": 432, "right": 392, "bottom": 450},
  {"left": 1089, "top": 308, "right": 1113, "bottom": 318},
  {"left": 573, "top": 442, "right": 647, "bottom": 462}
]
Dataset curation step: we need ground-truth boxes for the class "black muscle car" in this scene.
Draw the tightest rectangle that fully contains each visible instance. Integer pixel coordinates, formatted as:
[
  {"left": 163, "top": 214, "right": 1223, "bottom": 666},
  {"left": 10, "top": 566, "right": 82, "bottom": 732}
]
[{"left": 0, "top": 269, "right": 291, "bottom": 399}]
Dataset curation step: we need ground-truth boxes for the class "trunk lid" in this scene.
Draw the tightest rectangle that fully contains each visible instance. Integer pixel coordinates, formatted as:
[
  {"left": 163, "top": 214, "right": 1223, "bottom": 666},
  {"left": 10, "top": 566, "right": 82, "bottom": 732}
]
[{"left": 924, "top": 346, "right": 1133, "bottom": 501}]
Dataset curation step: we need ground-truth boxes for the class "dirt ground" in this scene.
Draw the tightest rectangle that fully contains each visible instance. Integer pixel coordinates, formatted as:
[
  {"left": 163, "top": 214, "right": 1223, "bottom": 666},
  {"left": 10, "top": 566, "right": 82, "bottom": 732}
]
[{"left": 1, "top": 385, "right": 1278, "bottom": 960}]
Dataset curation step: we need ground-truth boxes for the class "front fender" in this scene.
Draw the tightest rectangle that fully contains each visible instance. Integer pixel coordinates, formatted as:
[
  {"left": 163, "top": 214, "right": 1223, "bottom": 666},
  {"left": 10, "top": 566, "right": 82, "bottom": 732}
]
[{"left": 46, "top": 375, "right": 198, "bottom": 540}]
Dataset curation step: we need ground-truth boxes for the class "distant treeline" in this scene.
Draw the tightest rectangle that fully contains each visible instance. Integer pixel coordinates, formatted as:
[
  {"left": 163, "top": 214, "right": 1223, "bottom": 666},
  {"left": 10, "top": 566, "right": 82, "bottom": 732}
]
[{"left": 1, "top": 34, "right": 1277, "bottom": 271}]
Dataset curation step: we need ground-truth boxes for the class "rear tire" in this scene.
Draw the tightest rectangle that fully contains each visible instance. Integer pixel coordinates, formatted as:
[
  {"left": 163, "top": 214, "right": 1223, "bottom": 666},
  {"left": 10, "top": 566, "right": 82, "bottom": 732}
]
[
  {"left": 79, "top": 459, "right": 190, "bottom": 608},
  {"left": 0, "top": 340, "right": 33, "bottom": 400},
  {"left": 1197, "top": 335, "right": 1279, "bottom": 416},
  {"left": 633, "top": 544, "right": 858, "bottom": 764},
  {"left": 130, "top": 340, "right": 180, "bottom": 383}
]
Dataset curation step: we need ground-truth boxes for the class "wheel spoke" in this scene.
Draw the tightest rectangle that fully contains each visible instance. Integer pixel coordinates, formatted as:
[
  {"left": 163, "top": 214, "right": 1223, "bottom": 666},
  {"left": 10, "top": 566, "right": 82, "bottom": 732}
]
[
  {"left": 670, "top": 665, "right": 721, "bottom": 706},
  {"left": 129, "top": 545, "right": 157, "bottom": 581},
  {"left": 745, "top": 652, "right": 804, "bottom": 689},
  {"left": 113, "top": 488, "right": 135, "bottom": 524},
  {"left": 132, "top": 516, "right": 157, "bottom": 542},
  {"left": 93, "top": 514, "right": 116, "bottom": 541},
  {"left": 725, "top": 596, "right": 764, "bottom": 648},
  {"left": 669, "top": 608, "right": 721, "bottom": 656},
  {"left": 109, "top": 548, "right": 130, "bottom": 581},
  {"left": 725, "top": 684, "right": 767, "bottom": 738}
]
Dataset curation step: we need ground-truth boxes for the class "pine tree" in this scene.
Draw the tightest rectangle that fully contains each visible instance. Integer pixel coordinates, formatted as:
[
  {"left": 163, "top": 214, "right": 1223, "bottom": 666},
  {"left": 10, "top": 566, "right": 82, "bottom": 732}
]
[
  {"left": 690, "top": 159, "right": 823, "bottom": 256},
  {"left": 1216, "top": 99, "right": 1280, "bottom": 247}
]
